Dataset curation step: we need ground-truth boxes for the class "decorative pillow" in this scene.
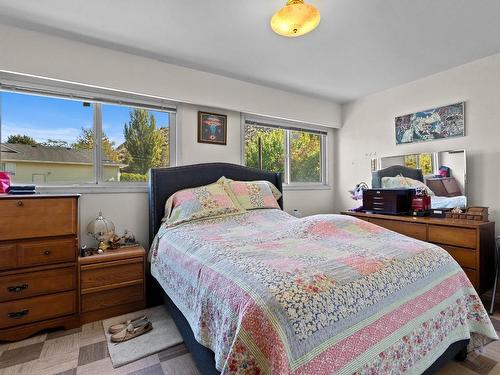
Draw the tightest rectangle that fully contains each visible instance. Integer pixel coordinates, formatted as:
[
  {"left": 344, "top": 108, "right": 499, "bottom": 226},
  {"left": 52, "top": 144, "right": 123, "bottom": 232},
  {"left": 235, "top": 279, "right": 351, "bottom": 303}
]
[
  {"left": 219, "top": 177, "right": 282, "bottom": 201},
  {"left": 381, "top": 175, "right": 435, "bottom": 196},
  {"left": 404, "top": 177, "right": 435, "bottom": 196},
  {"left": 219, "top": 177, "right": 280, "bottom": 210},
  {"left": 164, "top": 181, "right": 245, "bottom": 227},
  {"left": 381, "top": 175, "right": 408, "bottom": 189}
]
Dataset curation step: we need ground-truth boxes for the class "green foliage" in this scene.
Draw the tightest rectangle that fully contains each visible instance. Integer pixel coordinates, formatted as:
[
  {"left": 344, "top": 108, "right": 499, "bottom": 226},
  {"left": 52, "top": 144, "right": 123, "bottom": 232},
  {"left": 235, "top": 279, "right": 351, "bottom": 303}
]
[
  {"left": 73, "top": 127, "right": 120, "bottom": 162},
  {"left": 123, "top": 109, "right": 164, "bottom": 174},
  {"left": 120, "top": 172, "right": 148, "bottom": 182},
  {"left": 244, "top": 125, "right": 285, "bottom": 174},
  {"left": 6, "top": 134, "right": 37, "bottom": 146},
  {"left": 244, "top": 125, "right": 321, "bottom": 182},
  {"left": 290, "top": 131, "right": 321, "bottom": 182},
  {"left": 158, "top": 127, "right": 170, "bottom": 168},
  {"left": 404, "top": 153, "right": 433, "bottom": 175},
  {"left": 418, "top": 153, "right": 433, "bottom": 175}
]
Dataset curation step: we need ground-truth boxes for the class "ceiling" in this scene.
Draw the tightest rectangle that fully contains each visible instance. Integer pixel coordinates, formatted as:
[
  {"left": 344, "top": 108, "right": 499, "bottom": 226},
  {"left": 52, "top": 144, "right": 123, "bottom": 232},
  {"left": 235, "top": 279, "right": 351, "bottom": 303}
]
[{"left": 0, "top": 0, "right": 499, "bottom": 103}]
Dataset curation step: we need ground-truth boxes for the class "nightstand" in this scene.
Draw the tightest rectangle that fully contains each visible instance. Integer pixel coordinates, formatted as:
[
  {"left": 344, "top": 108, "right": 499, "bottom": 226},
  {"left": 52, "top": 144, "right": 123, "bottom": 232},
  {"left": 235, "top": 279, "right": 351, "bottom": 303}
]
[{"left": 78, "top": 245, "right": 146, "bottom": 324}]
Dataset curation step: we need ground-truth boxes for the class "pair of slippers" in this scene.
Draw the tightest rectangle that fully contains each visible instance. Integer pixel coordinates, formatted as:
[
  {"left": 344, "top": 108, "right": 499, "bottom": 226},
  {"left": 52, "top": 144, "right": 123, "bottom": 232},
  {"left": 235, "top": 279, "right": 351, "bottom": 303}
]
[{"left": 108, "top": 315, "right": 153, "bottom": 343}]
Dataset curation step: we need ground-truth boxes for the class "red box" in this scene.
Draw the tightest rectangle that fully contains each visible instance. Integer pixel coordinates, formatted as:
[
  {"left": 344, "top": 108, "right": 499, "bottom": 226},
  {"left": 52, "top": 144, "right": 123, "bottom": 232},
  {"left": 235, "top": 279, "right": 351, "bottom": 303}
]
[{"left": 412, "top": 195, "right": 431, "bottom": 211}]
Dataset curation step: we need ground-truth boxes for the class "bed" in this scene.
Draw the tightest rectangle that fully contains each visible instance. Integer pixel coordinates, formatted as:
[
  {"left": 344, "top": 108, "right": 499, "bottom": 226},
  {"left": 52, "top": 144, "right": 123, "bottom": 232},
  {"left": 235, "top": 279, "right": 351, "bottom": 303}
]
[
  {"left": 372, "top": 165, "right": 467, "bottom": 209},
  {"left": 148, "top": 162, "right": 496, "bottom": 375}
]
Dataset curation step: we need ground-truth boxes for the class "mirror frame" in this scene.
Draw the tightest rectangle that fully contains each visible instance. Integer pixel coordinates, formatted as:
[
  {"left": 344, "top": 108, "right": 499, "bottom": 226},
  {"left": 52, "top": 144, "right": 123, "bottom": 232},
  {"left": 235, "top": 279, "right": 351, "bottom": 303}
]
[{"left": 373, "top": 149, "right": 467, "bottom": 207}]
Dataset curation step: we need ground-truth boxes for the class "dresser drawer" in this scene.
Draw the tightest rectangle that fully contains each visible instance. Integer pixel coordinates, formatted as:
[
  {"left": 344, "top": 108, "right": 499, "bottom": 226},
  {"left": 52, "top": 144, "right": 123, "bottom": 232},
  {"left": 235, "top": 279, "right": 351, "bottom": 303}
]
[
  {"left": 81, "top": 284, "right": 144, "bottom": 313},
  {"left": 428, "top": 225, "right": 476, "bottom": 248},
  {"left": 81, "top": 258, "right": 144, "bottom": 291},
  {"left": 440, "top": 245, "right": 477, "bottom": 269},
  {"left": 0, "top": 244, "right": 17, "bottom": 270},
  {"left": 0, "top": 198, "right": 77, "bottom": 241},
  {"left": 0, "top": 291, "right": 76, "bottom": 329},
  {"left": 0, "top": 267, "right": 75, "bottom": 302},
  {"left": 462, "top": 268, "right": 478, "bottom": 288},
  {"left": 369, "top": 219, "right": 427, "bottom": 241},
  {"left": 17, "top": 238, "right": 76, "bottom": 267}
]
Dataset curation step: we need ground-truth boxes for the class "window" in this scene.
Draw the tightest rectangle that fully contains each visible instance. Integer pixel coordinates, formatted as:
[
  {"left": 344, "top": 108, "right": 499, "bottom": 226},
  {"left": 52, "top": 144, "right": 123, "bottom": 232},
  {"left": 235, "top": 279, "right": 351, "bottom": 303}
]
[
  {"left": 243, "top": 116, "right": 327, "bottom": 185},
  {"left": 0, "top": 85, "right": 175, "bottom": 186},
  {"left": 0, "top": 92, "right": 95, "bottom": 184},
  {"left": 101, "top": 104, "right": 171, "bottom": 183},
  {"left": 404, "top": 153, "right": 434, "bottom": 175}
]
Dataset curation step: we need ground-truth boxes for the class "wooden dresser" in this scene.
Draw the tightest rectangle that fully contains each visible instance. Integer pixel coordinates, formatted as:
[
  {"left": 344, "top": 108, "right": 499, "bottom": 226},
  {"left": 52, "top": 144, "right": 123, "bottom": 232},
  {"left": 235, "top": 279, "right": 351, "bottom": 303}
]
[
  {"left": 342, "top": 211, "right": 495, "bottom": 292},
  {"left": 79, "top": 246, "right": 146, "bottom": 324},
  {"left": 0, "top": 194, "right": 80, "bottom": 341}
]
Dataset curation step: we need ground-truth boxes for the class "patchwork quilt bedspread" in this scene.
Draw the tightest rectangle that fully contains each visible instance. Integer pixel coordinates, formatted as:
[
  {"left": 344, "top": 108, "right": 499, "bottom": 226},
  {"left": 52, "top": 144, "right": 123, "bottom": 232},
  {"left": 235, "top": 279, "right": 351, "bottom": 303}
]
[{"left": 150, "top": 209, "right": 497, "bottom": 374}]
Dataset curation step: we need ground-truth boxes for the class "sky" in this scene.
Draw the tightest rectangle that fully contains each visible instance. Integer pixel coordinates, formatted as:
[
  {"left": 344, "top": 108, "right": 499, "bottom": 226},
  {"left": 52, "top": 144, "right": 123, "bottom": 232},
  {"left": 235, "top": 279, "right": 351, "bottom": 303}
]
[{"left": 0, "top": 91, "right": 170, "bottom": 147}]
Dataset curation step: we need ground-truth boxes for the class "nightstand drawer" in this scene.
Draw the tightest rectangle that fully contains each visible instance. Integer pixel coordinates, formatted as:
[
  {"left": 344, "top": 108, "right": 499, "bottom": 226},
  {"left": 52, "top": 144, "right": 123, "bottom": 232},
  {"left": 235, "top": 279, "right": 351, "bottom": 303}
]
[
  {"left": 0, "top": 198, "right": 77, "bottom": 241},
  {"left": 440, "top": 245, "right": 477, "bottom": 269},
  {"left": 81, "top": 284, "right": 144, "bottom": 313},
  {"left": 428, "top": 225, "right": 476, "bottom": 248},
  {"left": 0, "top": 267, "right": 75, "bottom": 302},
  {"left": 0, "top": 291, "right": 76, "bottom": 329},
  {"left": 17, "top": 238, "right": 76, "bottom": 267},
  {"left": 81, "top": 258, "right": 144, "bottom": 290}
]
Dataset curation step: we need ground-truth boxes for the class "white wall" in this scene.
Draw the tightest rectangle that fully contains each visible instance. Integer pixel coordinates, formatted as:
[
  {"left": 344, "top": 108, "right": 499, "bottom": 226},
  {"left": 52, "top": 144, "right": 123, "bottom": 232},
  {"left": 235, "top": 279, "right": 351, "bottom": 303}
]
[
  {"left": 335, "top": 53, "right": 500, "bottom": 232},
  {"left": 0, "top": 23, "right": 341, "bottom": 127},
  {"left": 0, "top": 24, "right": 340, "bottom": 248}
]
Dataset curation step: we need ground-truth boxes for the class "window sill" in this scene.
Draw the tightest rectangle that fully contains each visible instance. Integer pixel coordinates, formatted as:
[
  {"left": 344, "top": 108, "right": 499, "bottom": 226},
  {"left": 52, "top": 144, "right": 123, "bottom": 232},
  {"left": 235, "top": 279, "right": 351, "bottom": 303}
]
[
  {"left": 34, "top": 183, "right": 331, "bottom": 194},
  {"left": 36, "top": 184, "right": 149, "bottom": 194},
  {"left": 283, "top": 184, "right": 332, "bottom": 191}
]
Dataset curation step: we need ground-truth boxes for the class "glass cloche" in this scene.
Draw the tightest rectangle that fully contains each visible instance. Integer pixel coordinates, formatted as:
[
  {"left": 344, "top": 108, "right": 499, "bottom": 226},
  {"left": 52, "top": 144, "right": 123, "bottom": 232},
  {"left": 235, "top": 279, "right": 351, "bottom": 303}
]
[{"left": 87, "top": 211, "right": 115, "bottom": 250}]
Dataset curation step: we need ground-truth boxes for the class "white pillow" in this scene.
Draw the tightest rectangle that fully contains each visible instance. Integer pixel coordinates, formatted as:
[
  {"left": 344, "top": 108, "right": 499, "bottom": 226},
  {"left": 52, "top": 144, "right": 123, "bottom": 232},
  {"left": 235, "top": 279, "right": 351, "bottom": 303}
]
[
  {"left": 404, "top": 177, "right": 435, "bottom": 196},
  {"left": 381, "top": 175, "right": 435, "bottom": 196}
]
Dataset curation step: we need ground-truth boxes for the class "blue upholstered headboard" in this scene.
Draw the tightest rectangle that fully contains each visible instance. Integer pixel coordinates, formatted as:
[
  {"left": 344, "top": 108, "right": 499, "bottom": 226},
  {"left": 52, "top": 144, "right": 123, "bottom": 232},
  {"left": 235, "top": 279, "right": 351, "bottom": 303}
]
[{"left": 371, "top": 165, "right": 424, "bottom": 188}]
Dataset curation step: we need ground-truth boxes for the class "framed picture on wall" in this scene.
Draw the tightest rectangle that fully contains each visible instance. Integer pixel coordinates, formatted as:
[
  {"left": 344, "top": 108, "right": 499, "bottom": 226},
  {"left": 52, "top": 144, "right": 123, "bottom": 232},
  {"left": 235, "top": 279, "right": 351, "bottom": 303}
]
[
  {"left": 198, "top": 111, "right": 227, "bottom": 145},
  {"left": 395, "top": 102, "right": 465, "bottom": 145}
]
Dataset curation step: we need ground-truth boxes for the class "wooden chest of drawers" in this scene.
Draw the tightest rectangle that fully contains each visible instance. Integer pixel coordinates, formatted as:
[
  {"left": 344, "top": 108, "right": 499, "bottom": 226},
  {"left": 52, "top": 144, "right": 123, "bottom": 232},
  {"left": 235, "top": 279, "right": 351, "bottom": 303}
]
[
  {"left": 79, "top": 246, "right": 146, "bottom": 324},
  {"left": 0, "top": 194, "right": 80, "bottom": 341},
  {"left": 362, "top": 189, "right": 413, "bottom": 214},
  {"left": 342, "top": 211, "right": 495, "bottom": 292}
]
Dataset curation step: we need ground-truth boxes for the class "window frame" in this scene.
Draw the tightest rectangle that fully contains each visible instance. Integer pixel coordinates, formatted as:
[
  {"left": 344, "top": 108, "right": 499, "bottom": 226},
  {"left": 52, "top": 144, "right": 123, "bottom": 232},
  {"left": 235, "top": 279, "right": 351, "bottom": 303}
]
[
  {"left": 241, "top": 114, "right": 329, "bottom": 190},
  {"left": 0, "top": 72, "right": 177, "bottom": 193}
]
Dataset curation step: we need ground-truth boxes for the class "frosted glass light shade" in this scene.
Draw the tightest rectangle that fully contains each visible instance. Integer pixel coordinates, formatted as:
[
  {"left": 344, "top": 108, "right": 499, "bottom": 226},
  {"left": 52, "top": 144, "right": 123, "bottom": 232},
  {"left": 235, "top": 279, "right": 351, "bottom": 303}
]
[
  {"left": 271, "top": 0, "right": 320, "bottom": 37},
  {"left": 87, "top": 211, "right": 115, "bottom": 242}
]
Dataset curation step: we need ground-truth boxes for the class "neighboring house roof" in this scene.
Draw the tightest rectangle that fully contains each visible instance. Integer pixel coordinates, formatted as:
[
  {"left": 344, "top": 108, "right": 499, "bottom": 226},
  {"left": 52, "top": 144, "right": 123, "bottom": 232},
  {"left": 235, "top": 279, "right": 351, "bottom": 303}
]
[{"left": 0, "top": 143, "right": 125, "bottom": 167}]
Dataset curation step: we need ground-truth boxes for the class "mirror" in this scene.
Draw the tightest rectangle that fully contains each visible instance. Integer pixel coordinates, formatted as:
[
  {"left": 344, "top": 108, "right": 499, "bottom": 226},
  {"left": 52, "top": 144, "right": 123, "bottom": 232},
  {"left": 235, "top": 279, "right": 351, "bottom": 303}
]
[{"left": 375, "top": 150, "right": 467, "bottom": 209}]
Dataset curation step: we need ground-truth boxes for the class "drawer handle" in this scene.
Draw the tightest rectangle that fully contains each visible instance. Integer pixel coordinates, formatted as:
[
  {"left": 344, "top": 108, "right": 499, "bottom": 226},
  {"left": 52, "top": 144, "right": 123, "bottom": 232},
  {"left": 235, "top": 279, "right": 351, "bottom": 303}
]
[
  {"left": 44, "top": 250, "right": 52, "bottom": 256},
  {"left": 17, "top": 201, "right": 24, "bottom": 207},
  {"left": 7, "top": 284, "right": 29, "bottom": 293},
  {"left": 8, "top": 309, "right": 29, "bottom": 319}
]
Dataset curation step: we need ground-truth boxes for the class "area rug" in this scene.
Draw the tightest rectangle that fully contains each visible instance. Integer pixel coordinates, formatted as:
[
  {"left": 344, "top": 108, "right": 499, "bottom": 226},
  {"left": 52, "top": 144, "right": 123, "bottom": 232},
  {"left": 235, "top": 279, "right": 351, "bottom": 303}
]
[{"left": 102, "top": 304, "right": 183, "bottom": 368}]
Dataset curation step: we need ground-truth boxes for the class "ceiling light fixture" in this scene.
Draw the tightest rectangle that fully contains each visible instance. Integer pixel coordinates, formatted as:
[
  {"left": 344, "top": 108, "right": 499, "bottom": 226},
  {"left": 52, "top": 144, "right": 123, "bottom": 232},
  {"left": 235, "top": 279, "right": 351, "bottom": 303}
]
[{"left": 270, "top": 0, "right": 321, "bottom": 37}]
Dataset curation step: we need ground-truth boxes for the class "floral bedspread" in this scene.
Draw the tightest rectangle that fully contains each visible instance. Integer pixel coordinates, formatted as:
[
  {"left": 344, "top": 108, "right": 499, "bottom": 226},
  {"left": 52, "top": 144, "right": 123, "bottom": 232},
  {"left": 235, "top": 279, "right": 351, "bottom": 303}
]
[{"left": 150, "top": 209, "right": 497, "bottom": 374}]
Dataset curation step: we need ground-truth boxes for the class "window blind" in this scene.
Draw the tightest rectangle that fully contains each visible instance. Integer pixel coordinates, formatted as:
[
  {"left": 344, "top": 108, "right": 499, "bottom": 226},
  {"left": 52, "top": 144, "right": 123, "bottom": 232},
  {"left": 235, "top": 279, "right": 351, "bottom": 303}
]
[
  {"left": 0, "top": 71, "right": 177, "bottom": 113},
  {"left": 244, "top": 115, "right": 327, "bottom": 136}
]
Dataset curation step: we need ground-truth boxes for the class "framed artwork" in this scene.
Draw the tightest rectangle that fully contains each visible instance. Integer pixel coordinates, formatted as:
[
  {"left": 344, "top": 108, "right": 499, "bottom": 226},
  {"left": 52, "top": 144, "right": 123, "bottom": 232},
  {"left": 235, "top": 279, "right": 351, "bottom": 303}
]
[
  {"left": 198, "top": 111, "right": 227, "bottom": 145},
  {"left": 395, "top": 102, "right": 465, "bottom": 145}
]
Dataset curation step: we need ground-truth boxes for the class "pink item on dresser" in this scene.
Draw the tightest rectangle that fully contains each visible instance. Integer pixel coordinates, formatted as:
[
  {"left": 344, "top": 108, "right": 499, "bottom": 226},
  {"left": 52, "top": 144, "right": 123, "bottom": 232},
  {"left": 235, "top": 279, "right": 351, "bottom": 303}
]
[{"left": 0, "top": 172, "right": 11, "bottom": 193}]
